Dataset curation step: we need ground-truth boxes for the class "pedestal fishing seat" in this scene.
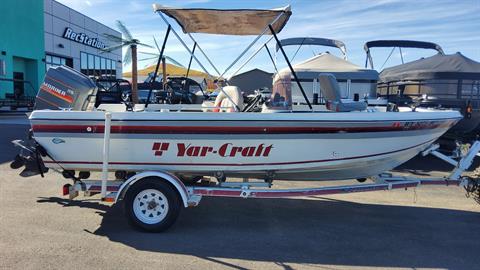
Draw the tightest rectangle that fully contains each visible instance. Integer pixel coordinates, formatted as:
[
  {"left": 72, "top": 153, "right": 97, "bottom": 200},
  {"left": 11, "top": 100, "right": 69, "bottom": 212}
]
[{"left": 319, "top": 73, "right": 367, "bottom": 112}]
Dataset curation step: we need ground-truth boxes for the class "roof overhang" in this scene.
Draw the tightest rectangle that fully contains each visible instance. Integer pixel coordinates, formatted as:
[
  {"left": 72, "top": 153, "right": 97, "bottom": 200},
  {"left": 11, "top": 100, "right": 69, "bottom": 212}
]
[{"left": 152, "top": 4, "right": 292, "bottom": 35}]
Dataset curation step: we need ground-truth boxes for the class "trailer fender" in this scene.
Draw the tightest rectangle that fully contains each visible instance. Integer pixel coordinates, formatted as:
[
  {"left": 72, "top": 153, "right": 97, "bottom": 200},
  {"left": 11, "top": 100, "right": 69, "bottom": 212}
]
[{"left": 115, "top": 171, "right": 190, "bottom": 207}]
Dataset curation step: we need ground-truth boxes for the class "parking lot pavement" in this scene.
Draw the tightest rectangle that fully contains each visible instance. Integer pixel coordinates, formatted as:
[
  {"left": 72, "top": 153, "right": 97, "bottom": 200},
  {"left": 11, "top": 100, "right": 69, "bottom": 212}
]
[
  {"left": 1, "top": 119, "right": 479, "bottom": 270},
  {"left": 0, "top": 113, "right": 30, "bottom": 125}
]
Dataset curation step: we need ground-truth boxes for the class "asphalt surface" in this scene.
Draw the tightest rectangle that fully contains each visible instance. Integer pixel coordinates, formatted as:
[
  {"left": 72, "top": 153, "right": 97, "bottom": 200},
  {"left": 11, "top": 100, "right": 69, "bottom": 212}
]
[{"left": 0, "top": 115, "right": 479, "bottom": 270}]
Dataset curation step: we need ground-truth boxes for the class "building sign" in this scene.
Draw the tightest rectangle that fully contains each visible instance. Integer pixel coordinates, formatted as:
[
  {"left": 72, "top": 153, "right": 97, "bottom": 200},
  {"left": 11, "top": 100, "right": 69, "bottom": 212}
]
[{"left": 63, "top": 27, "right": 107, "bottom": 49}]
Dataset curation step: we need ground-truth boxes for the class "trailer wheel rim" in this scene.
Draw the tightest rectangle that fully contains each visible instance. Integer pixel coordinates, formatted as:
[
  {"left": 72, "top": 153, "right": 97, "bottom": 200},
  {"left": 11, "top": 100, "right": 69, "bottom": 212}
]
[{"left": 133, "top": 189, "right": 169, "bottom": 224}]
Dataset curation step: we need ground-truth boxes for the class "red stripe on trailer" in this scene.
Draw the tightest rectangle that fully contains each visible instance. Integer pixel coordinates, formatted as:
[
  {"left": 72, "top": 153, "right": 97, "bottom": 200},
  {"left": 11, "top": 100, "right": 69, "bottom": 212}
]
[
  {"left": 419, "top": 180, "right": 462, "bottom": 186},
  {"left": 87, "top": 185, "right": 120, "bottom": 192},
  {"left": 191, "top": 181, "right": 421, "bottom": 198},
  {"left": 67, "top": 178, "right": 461, "bottom": 202}
]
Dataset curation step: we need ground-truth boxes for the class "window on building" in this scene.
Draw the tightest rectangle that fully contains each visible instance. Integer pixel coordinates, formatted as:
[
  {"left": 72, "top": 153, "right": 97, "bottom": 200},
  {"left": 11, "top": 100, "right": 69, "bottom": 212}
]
[
  {"left": 106, "top": 59, "right": 111, "bottom": 76},
  {"left": 101, "top": 58, "right": 106, "bottom": 75},
  {"left": 112, "top": 60, "right": 117, "bottom": 78},
  {"left": 80, "top": 52, "right": 118, "bottom": 79},
  {"left": 81, "top": 52, "right": 87, "bottom": 74},
  {"left": 52, "top": 56, "right": 61, "bottom": 65},
  {"left": 94, "top": 56, "right": 100, "bottom": 76},
  {"left": 45, "top": 54, "right": 73, "bottom": 71},
  {"left": 88, "top": 54, "right": 94, "bottom": 76}
]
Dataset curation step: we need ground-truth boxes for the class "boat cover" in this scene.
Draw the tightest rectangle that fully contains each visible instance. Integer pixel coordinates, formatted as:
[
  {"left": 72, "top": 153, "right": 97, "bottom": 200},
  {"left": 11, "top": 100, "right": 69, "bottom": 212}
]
[
  {"left": 152, "top": 4, "right": 291, "bottom": 35},
  {"left": 278, "top": 52, "right": 378, "bottom": 80},
  {"left": 380, "top": 52, "right": 480, "bottom": 82}
]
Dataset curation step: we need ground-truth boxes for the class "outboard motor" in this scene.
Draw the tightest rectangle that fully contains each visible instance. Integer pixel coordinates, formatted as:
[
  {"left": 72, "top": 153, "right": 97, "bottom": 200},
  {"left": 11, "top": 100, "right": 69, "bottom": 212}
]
[
  {"left": 11, "top": 66, "right": 98, "bottom": 177},
  {"left": 34, "top": 65, "right": 97, "bottom": 111}
]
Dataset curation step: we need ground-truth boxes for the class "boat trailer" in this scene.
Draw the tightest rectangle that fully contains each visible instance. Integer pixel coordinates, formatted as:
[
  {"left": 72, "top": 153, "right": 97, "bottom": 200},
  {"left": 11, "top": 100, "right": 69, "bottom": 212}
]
[{"left": 63, "top": 113, "right": 480, "bottom": 207}]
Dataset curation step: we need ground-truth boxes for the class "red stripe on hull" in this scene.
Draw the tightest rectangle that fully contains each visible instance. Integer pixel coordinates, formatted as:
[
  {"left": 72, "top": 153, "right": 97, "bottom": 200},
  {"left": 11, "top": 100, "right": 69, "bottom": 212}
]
[{"left": 32, "top": 121, "right": 455, "bottom": 134}]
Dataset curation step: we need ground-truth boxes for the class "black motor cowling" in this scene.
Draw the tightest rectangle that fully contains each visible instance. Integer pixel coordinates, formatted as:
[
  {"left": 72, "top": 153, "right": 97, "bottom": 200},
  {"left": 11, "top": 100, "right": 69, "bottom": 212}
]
[{"left": 34, "top": 66, "right": 97, "bottom": 111}]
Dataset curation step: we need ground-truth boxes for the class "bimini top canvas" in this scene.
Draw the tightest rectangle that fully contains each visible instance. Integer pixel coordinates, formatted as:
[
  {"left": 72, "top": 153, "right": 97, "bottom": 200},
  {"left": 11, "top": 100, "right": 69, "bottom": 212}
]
[
  {"left": 380, "top": 52, "right": 480, "bottom": 82},
  {"left": 152, "top": 4, "right": 292, "bottom": 35}
]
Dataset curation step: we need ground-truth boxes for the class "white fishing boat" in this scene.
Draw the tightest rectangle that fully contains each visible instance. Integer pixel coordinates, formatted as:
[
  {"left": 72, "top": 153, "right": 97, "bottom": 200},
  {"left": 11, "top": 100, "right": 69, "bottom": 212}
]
[
  {"left": 11, "top": 4, "right": 473, "bottom": 232},
  {"left": 29, "top": 105, "right": 459, "bottom": 181}
]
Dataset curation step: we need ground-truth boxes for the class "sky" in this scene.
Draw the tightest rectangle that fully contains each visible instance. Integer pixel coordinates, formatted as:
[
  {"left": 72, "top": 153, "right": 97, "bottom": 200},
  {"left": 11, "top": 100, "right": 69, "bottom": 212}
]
[{"left": 57, "top": 0, "right": 480, "bottom": 77}]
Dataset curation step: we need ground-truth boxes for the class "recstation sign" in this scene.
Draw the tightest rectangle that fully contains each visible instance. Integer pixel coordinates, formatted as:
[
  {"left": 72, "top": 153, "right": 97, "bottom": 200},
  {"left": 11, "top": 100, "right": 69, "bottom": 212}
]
[{"left": 62, "top": 27, "right": 107, "bottom": 49}]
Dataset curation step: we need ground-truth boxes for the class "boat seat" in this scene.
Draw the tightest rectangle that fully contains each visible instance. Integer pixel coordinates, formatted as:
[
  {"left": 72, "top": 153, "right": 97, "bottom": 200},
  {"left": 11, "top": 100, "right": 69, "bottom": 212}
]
[
  {"left": 212, "top": 86, "right": 244, "bottom": 112},
  {"left": 318, "top": 74, "right": 367, "bottom": 112}
]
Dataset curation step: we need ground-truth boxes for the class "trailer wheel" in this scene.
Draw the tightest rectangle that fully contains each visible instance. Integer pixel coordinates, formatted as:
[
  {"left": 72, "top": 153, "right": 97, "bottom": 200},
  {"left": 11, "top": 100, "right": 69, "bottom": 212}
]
[{"left": 124, "top": 179, "right": 181, "bottom": 232}]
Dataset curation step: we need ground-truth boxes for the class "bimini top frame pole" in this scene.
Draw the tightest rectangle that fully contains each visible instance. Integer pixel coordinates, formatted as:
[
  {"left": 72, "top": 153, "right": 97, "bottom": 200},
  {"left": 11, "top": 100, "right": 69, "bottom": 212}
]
[
  {"left": 156, "top": 12, "right": 214, "bottom": 78},
  {"left": 186, "top": 33, "right": 222, "bottom": 77},
  {"left": 269, "top": 24, "right": 313, "bottom": 111},
  {"left": 152, "top": 4, "right": 294, "bottom": 111},
  {"left": 145, "top": 25, "right": 171, "bottom": 109},
  {"left": 218, "top": 11, "right": 285, "bottom": 80},
  {"left": 152, "top": 4, "right": 313, "bottom": 111},
  {"left": 227, "top": 35, "right": 274, "bottom": 80},
  {"left": 156, "top": 11, "right": 240, "bottom": 111}
]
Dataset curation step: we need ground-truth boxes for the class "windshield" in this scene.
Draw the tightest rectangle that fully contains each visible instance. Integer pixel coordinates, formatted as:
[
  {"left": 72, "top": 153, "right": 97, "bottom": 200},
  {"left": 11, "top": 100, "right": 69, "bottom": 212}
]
[{"left": 268, "top": 72, "right": 292, "bottom": 110}]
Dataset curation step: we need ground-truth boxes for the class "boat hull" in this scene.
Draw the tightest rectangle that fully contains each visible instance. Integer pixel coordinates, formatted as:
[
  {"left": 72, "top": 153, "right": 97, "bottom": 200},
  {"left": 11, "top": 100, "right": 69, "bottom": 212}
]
[{"left": 29, "top": 110, "right": 461, "bottom": 181}]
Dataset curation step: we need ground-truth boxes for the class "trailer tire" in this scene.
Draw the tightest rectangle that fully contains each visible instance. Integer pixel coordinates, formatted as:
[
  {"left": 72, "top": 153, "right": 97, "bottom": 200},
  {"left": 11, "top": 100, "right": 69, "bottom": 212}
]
[{"left": 124, "top": 178, "right": 181, "bottom": 232}]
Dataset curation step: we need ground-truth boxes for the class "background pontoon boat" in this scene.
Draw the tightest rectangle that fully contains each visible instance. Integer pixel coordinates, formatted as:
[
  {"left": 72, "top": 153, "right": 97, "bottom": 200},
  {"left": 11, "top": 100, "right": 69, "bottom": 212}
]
[
  {"left": 273, "top": 37, "right": 379, "bottom": 106},
  {"left": 11, "top": 5, "right": 467, "bottom": 232},
  {"left": 365, "top": 40, "right": 480, "bottom": 138}
]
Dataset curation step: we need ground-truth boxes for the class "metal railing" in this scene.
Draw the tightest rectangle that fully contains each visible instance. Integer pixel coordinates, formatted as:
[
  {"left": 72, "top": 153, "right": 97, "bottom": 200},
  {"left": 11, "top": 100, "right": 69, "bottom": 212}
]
[{"left": 0, "top": 78, "right": 37, "bottom": 109}]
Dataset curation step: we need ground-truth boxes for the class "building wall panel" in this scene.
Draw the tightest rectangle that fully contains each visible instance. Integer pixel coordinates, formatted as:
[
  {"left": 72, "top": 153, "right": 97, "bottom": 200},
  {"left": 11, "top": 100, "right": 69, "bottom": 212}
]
[
  {"left": 69, "top": 10, "right": 85, "bottom": 28},
  {"left": 51, "top": 0, "right": 69, "bottom": 21}
]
